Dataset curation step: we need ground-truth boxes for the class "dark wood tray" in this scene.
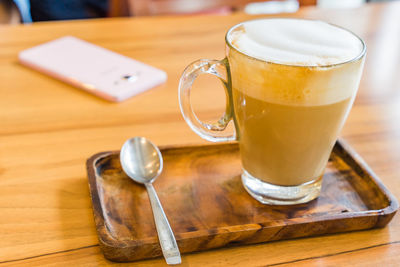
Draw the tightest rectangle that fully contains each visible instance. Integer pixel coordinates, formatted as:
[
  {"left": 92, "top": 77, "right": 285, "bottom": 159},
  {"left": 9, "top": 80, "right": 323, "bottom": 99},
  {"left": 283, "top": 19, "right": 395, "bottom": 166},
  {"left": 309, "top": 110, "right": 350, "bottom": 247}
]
[{"left": 86, "top": 139, "right": 398, "bottom": 262}]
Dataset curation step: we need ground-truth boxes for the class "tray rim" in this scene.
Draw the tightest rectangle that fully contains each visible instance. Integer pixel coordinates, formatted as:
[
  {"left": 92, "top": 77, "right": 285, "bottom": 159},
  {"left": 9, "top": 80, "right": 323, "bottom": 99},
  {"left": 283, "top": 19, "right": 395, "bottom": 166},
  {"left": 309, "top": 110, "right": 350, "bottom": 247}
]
[{"left": 86, "top": 138, "right": 399, "bottom": 255}]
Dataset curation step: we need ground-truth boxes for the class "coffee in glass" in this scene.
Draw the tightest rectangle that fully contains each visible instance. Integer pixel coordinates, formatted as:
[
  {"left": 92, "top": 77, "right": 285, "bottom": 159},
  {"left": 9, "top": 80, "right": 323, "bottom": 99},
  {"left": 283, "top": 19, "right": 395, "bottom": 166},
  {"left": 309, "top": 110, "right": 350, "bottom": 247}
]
[{"left": 179, "top": 18, "right": 366, "bottom": 205}]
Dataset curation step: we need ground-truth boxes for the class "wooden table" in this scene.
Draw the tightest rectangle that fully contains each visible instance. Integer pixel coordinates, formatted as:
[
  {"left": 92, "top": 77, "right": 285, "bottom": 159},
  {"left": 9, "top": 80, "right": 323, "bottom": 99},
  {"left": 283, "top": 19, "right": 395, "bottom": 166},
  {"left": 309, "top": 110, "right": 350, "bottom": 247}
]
[{"left": 1, "top": 2, "right": 400, "bottom": 266}]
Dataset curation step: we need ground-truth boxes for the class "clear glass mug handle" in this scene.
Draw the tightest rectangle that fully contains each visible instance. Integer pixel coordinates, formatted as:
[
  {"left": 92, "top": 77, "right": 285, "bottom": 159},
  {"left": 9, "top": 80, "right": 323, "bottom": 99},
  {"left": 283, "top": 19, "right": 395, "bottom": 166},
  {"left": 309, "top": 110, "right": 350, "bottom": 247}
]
[{"left": 178, "top": 58, "right": 236, "bottom": 142}]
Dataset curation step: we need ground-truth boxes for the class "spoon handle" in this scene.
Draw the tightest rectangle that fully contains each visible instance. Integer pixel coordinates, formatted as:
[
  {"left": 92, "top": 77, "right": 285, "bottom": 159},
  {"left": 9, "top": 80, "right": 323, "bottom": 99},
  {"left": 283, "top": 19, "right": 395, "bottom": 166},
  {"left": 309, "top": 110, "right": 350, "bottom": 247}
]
[{"left": 145, "top": 183, "right": 181, "bottom": 265}]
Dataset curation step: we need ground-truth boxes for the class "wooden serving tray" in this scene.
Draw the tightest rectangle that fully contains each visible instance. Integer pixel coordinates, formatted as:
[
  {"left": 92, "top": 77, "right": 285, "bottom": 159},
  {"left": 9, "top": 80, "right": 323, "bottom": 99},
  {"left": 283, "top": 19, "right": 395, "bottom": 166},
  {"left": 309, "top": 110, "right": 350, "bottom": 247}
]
[{"left": 86, "top": 140, "right": 398, "bottom": 262}]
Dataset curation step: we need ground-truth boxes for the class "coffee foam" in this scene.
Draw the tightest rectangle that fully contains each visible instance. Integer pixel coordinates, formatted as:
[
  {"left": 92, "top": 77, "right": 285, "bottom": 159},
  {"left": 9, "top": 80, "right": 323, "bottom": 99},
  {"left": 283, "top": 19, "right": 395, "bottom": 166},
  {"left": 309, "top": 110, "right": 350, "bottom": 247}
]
[
  {"left": 227, "top": 19, "right": 365, "bottom": 106},
  {"left": 229, "top": 19, "right": 363, "bottom": 66},
  {"left": 229, "top": 56, "right": 364, "bottom": 106}
]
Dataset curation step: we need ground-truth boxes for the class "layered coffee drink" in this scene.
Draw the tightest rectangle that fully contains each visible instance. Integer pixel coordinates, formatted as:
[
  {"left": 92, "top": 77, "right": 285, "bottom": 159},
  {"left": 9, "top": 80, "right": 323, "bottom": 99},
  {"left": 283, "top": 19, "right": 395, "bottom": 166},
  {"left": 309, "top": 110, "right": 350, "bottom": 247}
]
[
  {"left": 179, "top": 18, "right": 365, "bottom": 204},
  {"left": 227, "top": 19, "right": 365, "bottom": 187}
]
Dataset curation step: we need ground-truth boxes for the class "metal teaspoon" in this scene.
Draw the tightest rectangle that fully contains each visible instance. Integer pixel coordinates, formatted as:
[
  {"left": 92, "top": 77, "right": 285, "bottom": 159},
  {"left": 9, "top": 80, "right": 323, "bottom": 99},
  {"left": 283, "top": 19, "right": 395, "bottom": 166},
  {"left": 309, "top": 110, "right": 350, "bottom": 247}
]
[{"left": 120, "top": 137, "right": 181, "bottom": 265}]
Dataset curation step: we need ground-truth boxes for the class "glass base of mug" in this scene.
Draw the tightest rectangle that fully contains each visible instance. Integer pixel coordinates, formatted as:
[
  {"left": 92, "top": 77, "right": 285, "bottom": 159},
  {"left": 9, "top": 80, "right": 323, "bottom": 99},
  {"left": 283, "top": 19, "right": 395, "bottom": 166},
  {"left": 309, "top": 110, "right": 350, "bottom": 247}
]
[{"left": 241, "top": 169, "right": 322, "bottom": 205}]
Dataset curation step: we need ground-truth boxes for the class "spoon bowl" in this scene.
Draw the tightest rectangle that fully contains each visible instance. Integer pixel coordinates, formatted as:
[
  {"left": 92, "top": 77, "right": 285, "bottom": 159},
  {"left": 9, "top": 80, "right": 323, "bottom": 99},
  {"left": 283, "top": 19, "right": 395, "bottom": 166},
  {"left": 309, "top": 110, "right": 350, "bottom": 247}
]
[{"left": 120, "top": 137, "right": 163, "bottom": 184}]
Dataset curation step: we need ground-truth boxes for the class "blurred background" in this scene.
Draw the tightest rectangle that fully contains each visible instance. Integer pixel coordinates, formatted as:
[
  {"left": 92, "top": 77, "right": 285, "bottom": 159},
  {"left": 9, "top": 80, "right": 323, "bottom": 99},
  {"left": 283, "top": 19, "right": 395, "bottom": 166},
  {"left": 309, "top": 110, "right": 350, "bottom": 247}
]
[{"left": 0, "top": 0, "right": 398, "bottom": 24}]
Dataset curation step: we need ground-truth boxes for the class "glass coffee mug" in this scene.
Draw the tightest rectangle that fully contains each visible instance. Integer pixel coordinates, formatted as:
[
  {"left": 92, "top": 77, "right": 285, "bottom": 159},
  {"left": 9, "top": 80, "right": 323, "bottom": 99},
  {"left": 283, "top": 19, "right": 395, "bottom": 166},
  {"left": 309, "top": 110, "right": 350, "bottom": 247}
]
[{"left": 179, "top": 18, "right": 366, "bottom": 205}]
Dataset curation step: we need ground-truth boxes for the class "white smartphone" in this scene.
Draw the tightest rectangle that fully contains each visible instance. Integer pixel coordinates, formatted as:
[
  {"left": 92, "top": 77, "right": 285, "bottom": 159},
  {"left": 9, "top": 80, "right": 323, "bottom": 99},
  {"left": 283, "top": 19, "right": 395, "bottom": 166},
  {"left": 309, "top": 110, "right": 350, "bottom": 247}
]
[{"left": 19, "top": 36, "right": 167, "bottom": 102}]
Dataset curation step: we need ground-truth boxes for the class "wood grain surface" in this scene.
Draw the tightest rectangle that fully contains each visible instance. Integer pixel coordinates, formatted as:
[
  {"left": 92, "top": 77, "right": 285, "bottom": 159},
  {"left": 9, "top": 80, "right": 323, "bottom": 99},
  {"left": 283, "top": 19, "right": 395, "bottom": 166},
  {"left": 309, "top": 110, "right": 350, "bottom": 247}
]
[
  {"left": 86, "top": 141, "right": 397, "bottom": 262},
  {"left": 1, "top": 1, "right": 400, "bottom": 266}
]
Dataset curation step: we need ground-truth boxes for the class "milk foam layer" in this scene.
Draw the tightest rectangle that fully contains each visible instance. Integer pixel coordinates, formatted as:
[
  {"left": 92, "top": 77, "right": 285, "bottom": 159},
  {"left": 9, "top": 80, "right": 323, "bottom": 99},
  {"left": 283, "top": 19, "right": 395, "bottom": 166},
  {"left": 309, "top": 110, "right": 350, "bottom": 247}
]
[
  {"left": 227, "top": 19, "right": 365, "bottom": 106},
  {"left": 229, "top": 19, "right": 363, "bottom": 66}
]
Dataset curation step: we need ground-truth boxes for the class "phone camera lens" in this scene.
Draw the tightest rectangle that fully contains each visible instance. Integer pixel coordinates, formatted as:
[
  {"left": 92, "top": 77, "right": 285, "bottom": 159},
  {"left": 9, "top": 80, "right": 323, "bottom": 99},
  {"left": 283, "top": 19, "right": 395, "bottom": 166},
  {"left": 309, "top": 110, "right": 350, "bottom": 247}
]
[{"left": 122, "top": 73, "right": 139, "bottom": 83}]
